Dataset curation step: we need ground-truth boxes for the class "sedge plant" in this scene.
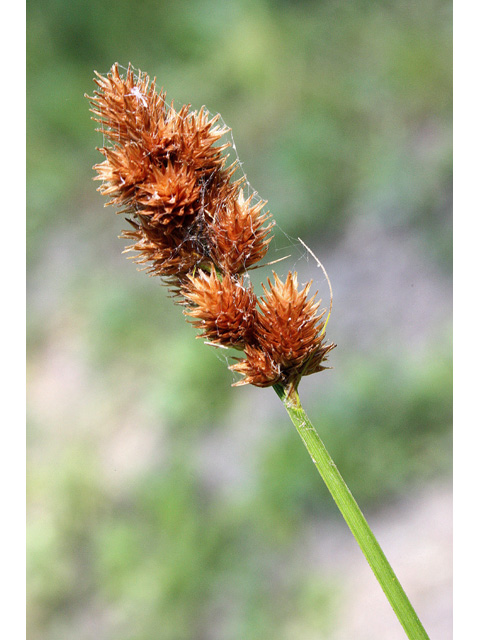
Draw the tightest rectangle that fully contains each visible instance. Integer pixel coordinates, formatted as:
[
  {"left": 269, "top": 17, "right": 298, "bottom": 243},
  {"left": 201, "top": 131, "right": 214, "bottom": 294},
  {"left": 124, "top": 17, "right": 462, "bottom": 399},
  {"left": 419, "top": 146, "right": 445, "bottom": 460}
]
[{"left": 87, "top": 63, "right": 430, "bottom": 639}]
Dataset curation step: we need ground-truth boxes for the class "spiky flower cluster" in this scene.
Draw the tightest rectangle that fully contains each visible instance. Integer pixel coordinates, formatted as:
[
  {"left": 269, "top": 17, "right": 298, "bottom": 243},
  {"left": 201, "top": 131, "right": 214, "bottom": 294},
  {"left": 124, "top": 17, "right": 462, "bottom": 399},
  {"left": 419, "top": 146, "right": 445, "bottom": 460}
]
[{"left": 88, "top": 63, "right": 335, "bottom": 390}]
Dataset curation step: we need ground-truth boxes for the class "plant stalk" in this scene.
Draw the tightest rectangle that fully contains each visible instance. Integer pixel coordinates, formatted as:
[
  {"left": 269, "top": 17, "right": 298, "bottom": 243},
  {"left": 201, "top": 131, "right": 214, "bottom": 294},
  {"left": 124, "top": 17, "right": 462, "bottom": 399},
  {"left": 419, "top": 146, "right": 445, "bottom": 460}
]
[{"left": 273, "top": 383, "right": 430, "bottom": 640}]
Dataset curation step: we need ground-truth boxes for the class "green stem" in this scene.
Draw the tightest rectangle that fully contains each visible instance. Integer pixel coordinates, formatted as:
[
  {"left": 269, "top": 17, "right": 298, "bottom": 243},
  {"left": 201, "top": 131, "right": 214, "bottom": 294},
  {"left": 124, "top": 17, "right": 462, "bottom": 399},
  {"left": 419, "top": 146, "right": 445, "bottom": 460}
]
[{"left": 273, "top": 383, "right": 430, "bottom": 640}]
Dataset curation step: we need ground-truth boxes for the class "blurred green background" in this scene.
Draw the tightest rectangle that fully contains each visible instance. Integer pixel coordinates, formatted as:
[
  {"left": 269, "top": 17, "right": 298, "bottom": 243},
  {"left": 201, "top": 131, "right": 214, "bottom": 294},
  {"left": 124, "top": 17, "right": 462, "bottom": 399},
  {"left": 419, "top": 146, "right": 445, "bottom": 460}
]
[{"left": 27, "top": 1, "right": 452, "bottom": 639}]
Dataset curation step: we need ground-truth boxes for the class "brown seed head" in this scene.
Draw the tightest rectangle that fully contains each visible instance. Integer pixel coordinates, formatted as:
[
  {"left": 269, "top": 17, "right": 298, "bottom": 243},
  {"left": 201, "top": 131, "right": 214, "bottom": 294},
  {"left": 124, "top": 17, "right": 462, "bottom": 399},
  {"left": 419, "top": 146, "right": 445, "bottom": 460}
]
[
  {"left": 90, "top": 65, "right": 232, "bottom": 229},
  {"left": 88, "top": 64, "right": 334, "bottom": 391},
  {"left": 121, "top": 219, "right": 204, "bottom": 277},
  {"left": 206, "top": 190, "right": 273, "bottom": 275},
  {"left": 230, "top": 272, "right": 335, "bottom": 387},
  {"left": 182, "top": 270, "right": 258, "bottom": 348},
  {"left": 88, "top": 63, "right": 269, "bottom": 277},
  {"left": 89, "top": 64, "right": 170, "bottom": 149},
  {"left": 90, "top": 64, "right": 231, "bottom": 164},
  {"left": 230, "top": 344, "right": 282, "bottom": 387},
  {"left": 173, "top": 104, "right": 232, "bottom": 174}
]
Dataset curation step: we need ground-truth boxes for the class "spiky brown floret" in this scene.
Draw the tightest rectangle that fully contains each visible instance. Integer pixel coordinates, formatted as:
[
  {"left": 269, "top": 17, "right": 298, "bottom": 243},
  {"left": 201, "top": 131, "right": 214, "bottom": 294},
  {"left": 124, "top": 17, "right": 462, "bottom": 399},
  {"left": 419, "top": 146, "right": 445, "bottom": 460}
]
[
  {"left": 230, "top": 344, "right": 282, "bottom": 387},
  {"left": 230, "top": 272, "right": 335, "bottom": 387},
  {"left": 89, "top": 64, "right": 171, "bottom": 149},
  {"left": 257, "top": 272, "right": 335, "bottom": 372},
  {"left": 121, "top": 219, "right": 204, "bottom": 277},
  {"left": 88, "top": 63, "right": 276, "bottom": 277},
  {"left": 89, "top": 64, "right": 230, "bottom": 172},
  {"left": 95, "top": 150, "right": 202, "bottom": 229},
  {"left": 172, "top": 103, "right": 232, "bottom": 174},
  {"left": 206, "top": 190, "right": 273, "bottom": 275},
  {"left": 88, "top": 63, "right": 236, "bottom": 238},
  {"left": 182, "top": 270, "right": 258, "bottom": 348}
]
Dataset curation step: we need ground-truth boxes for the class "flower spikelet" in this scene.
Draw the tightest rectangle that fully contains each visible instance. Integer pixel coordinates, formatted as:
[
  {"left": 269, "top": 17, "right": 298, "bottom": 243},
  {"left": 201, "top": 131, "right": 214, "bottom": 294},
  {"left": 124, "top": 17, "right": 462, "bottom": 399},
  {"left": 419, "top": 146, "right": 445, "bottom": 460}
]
[
  {"left": 230, "top": 272, "right": 335, "bottom": 387},
  {"left": 90, "top": 64, "right": 171, "bottom": 149},
  {"left": 257, "top": 272, "right": 335, "bottom": 372},
  {"left": 230, "top": 345, "right": 282, "bottom": 387},
  {"left": 206, "top": 190, "right": 273, "bottom": 275},
  {"left": 183, "top": 270, "right": 258, "bottom": 348},
  {"left": 174, "top": 104, "right": 232, "bottom": 174},
  {"left": 90, "top": 64, "right": 230, "bottom": 170},
  {"left": 88, "top": 63, "right": 236, "bottom": 241},
  {"left": 133, "top": 160, "right": 202, "bottom": 227},
  {"left": 120, "top": 219, "right": 203, "bottom": 277},
  {"left": 95, "top": 148, "right": 202, "bottom": 230}
]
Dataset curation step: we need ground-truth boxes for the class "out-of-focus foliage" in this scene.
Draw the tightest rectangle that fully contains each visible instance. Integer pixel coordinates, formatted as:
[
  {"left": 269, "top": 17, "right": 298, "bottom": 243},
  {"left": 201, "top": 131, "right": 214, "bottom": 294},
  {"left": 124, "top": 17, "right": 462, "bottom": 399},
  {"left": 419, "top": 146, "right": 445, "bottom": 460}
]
[
  {"left": 27, "top": 0, "right": 452, "bottom": 262},
  {"left": 27, "top": 0, "right": 452, "bottom": 638}
]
